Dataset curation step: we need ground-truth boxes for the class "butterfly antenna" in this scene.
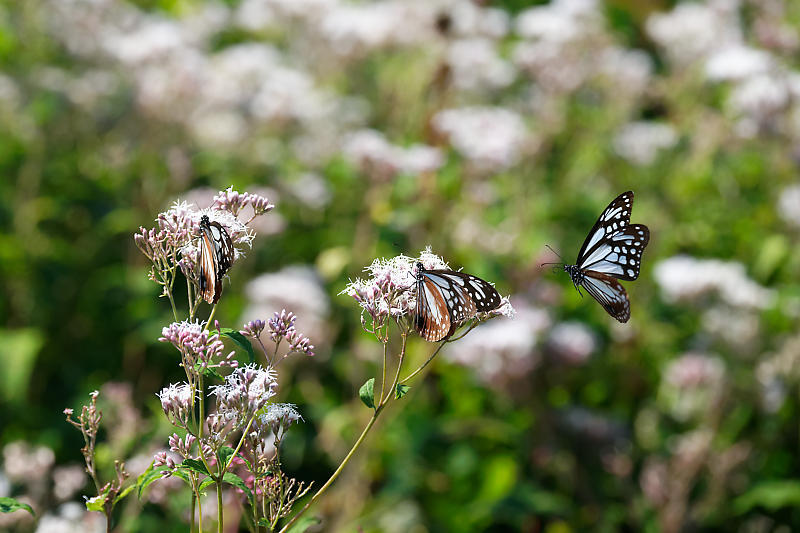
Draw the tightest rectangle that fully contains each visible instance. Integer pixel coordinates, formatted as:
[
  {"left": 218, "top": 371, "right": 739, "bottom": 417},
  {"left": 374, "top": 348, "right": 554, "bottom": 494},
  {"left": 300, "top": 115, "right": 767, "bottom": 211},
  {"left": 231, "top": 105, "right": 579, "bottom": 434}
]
[{"left": 545, "top": 244, "right": 564, "bottom": 260}]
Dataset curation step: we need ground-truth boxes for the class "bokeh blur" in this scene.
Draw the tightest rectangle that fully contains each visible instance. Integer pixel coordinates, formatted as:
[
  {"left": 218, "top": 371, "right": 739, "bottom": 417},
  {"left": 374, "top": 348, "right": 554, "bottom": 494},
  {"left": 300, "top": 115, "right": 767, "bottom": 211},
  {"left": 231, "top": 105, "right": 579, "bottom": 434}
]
[{"left": 1, "top": 0, "right": 800, "bottom": 531}]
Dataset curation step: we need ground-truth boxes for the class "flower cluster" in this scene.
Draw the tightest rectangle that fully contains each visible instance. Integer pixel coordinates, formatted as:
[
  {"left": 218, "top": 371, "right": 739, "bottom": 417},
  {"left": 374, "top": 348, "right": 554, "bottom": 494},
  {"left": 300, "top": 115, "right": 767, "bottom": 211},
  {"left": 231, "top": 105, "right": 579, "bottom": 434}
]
[
  {"left": 135, "top": 188, "right": 271, "bottom": 305},
  {"left": 210, "top": 364, "right": 279, "bottom": 423},
  {"left": 659, "top": 352, "right": 726, "bottom": 422},
  {"left": 160, "top": 320, "right": 236, "bottom": 372},
  {"left": 213, "top": 186, "right": 274, "bottom": 218},
  {"left": 155, "top": 383, "right": 194, "bottom": 428},
  {"left": 241, "top": 309, "right": 316, "bottom": 364},
  {"left": 342, "top": 129, "right": 444, "bottom": 182},
  {"left": 653, "top": 255, "right": 775, "bottom": 310},
  {"left": 344, "top": 248, "right": 515, "bottom": 341}
]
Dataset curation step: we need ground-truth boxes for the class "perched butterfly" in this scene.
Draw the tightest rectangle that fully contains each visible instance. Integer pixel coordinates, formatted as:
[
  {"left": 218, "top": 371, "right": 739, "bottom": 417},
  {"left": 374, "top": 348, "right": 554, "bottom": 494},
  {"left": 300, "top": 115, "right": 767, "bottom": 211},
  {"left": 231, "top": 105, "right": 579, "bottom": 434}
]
[
  {"left": 197, "top": 214, "right": 235, "bottom": 304},
  {"left": 560, "top": 191, "right": 650, "bottom": 323},
  {"left": 414, "top": 262, "right": 502, "bottom": 341}
]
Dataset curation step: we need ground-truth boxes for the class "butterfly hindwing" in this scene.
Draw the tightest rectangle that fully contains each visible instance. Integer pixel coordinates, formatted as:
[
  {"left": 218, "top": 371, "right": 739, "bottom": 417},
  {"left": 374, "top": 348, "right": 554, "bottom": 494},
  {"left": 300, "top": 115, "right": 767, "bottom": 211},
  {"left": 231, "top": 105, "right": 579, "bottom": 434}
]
[
  {"left": 581, "top": 271, "right": 630, "bottom": 323},
  {"left": 198, "top": 215, "right": 234, "bottom": 304},
  {"left": 415, "top": 276, "right": 453, "bottom": 341}
]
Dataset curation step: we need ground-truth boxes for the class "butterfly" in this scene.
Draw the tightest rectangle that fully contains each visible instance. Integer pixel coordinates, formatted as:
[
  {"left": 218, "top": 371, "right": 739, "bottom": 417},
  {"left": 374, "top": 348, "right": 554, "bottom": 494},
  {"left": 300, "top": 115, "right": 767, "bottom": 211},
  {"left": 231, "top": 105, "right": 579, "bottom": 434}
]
[
  {"left": 560, "top": 191, "right": 649, "bottom": 323},
  {"left": 414, "top": 262, "right": 502, "bottom": 341},
  {"left": 197, "top": 214, "right": 235, "bottom": 304}
]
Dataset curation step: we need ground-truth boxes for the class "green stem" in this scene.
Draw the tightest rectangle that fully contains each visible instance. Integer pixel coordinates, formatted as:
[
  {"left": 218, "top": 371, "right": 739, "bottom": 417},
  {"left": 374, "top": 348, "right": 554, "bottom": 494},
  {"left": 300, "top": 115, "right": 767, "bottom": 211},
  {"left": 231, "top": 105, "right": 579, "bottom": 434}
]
[
  {"left": 399, "top": 340, "right": 446, "bottom": 385},
  {"left": 191, "top": 490, "right": 196, "bottom": 533},
  {"left": 278, "top": 335, "right": 408, "bottom": 533},
  {"left": 207, "top": 303, "right": 219, "bottom": 330},
  {"left": 217, "top": 478, "right": 224, "bottom": 533},
  {"left": 379, "top": 341, "right": 388, "bottom": 403},
  {"left": 277, "top": 411, "right": 381, "bottom": 533}
]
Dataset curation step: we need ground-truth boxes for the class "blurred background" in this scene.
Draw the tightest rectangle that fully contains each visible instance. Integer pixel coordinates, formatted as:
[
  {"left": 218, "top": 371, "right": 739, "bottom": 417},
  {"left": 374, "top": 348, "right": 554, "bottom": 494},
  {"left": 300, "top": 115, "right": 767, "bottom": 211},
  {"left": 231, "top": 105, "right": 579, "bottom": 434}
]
[{"left": 1, "top": 0, "right": 800, "bottom": 531}]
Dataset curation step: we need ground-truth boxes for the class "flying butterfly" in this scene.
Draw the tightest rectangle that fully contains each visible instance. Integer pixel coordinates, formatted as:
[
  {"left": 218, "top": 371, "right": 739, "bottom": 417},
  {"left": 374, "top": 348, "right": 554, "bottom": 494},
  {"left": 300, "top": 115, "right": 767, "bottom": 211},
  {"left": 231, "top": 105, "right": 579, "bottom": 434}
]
[
  {"left": 555, "top": 191, "right": 650, "bottom": 323},
  {"left": 414, "top": 262, "right": 502, "bottom": 341},
  {"left": 197, "top": 214, "right": 235, "bottom": 304}
]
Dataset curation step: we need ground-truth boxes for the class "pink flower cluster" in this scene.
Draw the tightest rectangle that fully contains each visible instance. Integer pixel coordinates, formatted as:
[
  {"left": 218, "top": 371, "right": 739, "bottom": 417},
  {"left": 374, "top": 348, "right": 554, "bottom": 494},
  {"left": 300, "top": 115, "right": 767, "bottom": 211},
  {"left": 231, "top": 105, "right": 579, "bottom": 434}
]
[{"left": 160, "top": 320, "right": 237, "bottom": 372}]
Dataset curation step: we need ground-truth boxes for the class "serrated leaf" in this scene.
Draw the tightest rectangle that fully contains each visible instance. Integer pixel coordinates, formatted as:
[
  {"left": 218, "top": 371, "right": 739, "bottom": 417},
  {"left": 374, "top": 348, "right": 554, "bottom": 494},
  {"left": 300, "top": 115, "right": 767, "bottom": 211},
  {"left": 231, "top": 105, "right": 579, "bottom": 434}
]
[
  {"left": 0, "top": 497, "right": 34, "bottom": 516},
  {"left": 395, "top": 384, "right": 410, "bottom": 399},
  {"left": 287, "top": 515, "right": 322, "bottom": 533},
  {"left": 180, "top": 458, "right": 210, "bottom": 476},
  {"left": 85, "top": 494, "right": 106, "bottom": 512},
  {"left": 219, "top": 328, "right": 256, "bottom": 364},
  {"left": 222, "top": 472, "right": 254, "bottom": 505},
  {"left": 217, "top": 446, "right": 235, "bottom": 470},
  {"left": 199, "top": 478, "right": 215, "bottom": 492},
  {"left": 136, "top": 462, "right": 163, "bottom": 500},
  {"left": 359, "top": 378, "right": 375, "bottom": 409}
]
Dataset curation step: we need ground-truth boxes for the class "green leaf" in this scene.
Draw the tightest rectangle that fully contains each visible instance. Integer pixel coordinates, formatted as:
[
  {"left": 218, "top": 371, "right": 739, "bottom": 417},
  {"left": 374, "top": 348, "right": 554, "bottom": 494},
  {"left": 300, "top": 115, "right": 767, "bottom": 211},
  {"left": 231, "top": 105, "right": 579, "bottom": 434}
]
[
  {"left": 136, "top": 462, "right": 162, "bottom": 500},
  {"left": 114, "top": 483, "right": 135, "bottom": 505},
  {"left": 359, "top": 378, "right": 375, "bottom": 409},
  {"left": 85, "top": 494, "right": 106, "bottom": 512},
  {"left": 0, "top": 497, "right": 34, "bottom": 516},
  {"left": 179, "top": 458, "right": 210, "bottom": 476},
  {"left": 395, "top": 384, "right": 410, "bottom": 399},
  {"left": 219, "top": 328, "right": 256, "bottom": 364},
  {"left": 198, "top": 478, "right": 215, "bottom": 493},
  {"left": 217, "top": 446, "right": 235, "bottom": 469},
  {"left": 222, "top": 472, "right": 254, "bottom": 505},
  {"left": 734, "top": 480, "right": 800, "bottom": 513},
  {"left": 194, "top": 363, "right": 224, "bottom": 381},
  {"left": 287, "top": 515, "right": 322, "bottom": 533},
  {"left": 0, "top": 328, "right": 43, "bottom": 405}
]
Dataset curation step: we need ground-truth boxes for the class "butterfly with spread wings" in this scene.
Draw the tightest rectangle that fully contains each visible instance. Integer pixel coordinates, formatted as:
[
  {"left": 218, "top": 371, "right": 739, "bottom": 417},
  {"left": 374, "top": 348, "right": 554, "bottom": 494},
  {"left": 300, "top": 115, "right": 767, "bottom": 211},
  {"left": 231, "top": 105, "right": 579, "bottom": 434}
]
[
  {"left": 414, "top": 262, "right": 503, "bottom": 341},
  {"left": 197, "top": 214, "right": 235, "bottom": 304},
  {"left": 561, "top": 191, "right": 649, "bottom": 323}
]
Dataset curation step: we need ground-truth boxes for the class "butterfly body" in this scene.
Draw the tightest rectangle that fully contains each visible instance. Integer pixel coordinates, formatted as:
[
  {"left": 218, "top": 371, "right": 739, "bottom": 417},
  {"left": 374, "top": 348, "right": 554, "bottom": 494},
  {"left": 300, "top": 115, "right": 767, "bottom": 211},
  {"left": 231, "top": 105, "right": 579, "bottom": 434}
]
[
  {"left": 562, "top": 191, "right": 649, "bottom": 323},
  {"left": 198, "top": 214, "right": 234, "bottom": 304},
  {"left": 414, "top": 262, "right": 502, "bottom": 341}
]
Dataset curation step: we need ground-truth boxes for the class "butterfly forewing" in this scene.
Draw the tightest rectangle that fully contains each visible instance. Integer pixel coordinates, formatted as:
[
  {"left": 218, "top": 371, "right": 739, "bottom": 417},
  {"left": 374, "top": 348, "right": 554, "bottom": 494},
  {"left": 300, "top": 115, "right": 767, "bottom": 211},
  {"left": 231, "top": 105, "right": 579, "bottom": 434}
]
[
  {"left": 575, "top": 191, "right": 634, "bottom": 266},
  {"left": 578, "top": 223, "right": 649, "bottom": 281},
  {"left": 413, "top": 266, "right": 503, "bottom": 341}
]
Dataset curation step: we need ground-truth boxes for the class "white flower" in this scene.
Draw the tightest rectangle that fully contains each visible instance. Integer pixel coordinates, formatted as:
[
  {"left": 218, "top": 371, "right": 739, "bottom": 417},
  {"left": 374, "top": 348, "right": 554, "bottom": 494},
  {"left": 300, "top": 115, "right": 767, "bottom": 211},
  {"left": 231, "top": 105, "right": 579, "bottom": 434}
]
[
  {"left": 446, "top": 38, "right": 515, "bottom": 91},
  {"left": 443, "top": 301, "right": 549, "bottom": 387},
  {"left": 432, "top": 107, "right": 528, "bottom": 172},
  {"left": 778, "top": 184, "right": 800, "bottom": 228},
  {"left": 705, "top": 45, "right": 773, "bottom": 82},
  {"left": 547, "top": 321, "right": 596, "bottom": 365},
  {"left": 646, "top": 2, "right": 741, "bottom": 67},
  {"left": 653, "top": 255, "right": 775, "bottom": 309},
  {"left": 613, "top": 121, "right": 678, "bottom": 166}
]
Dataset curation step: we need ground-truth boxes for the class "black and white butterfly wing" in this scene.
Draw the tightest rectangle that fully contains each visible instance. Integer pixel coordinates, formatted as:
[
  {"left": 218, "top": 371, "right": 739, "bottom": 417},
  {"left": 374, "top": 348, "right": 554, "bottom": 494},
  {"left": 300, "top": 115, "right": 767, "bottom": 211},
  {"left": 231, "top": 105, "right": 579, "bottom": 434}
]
[
  {"left": 576, "top": 191, "right": 649, "bottom": 281},
  {"left": 428, "top": 270, "right": 502, "bottom": 313},
  {"left": 198, "top": 216, "right": 234, "bottom": 304},
  {"left": 415, "top": 275, "right": 453, "bottom": 342},
  {"left": 414, "top": 266, "right": 502, "bottom": 341},
  {"left": 581, "top": 271, "right": 631, "bottom": 323}
]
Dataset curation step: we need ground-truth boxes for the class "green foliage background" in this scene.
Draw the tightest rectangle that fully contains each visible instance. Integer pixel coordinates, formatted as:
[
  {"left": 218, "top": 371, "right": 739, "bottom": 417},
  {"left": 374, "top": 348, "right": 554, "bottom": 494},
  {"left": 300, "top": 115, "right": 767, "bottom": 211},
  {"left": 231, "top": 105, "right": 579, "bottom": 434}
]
[{"left": 1, "top": 0, "right": 800, "bottom": 531}]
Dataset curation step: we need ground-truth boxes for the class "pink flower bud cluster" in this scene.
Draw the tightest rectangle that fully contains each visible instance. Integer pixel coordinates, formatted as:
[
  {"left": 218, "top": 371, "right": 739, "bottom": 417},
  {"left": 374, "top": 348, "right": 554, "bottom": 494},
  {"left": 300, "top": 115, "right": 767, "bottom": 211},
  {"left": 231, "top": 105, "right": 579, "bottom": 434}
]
[
  {"left": 168, "top": 433, "right": 196, "bottom": 459},
  {"left": 242, "top": 310, "right": 316, "bottom": 360},
  {"left": 160, "top": 321, "right": 237, "bottom": 373},
  {"left": 213, "top": 186, "right": 275, "bottom": 218}
]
